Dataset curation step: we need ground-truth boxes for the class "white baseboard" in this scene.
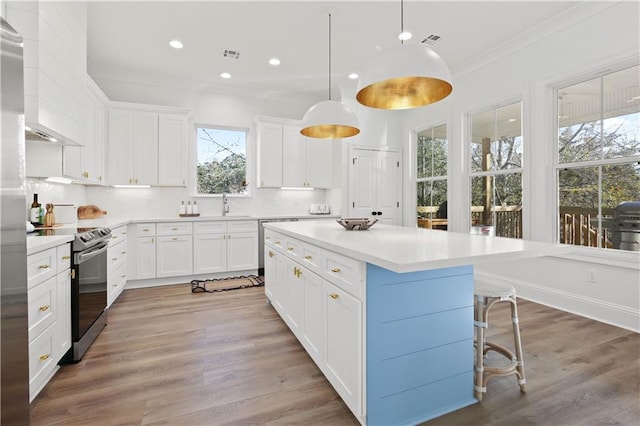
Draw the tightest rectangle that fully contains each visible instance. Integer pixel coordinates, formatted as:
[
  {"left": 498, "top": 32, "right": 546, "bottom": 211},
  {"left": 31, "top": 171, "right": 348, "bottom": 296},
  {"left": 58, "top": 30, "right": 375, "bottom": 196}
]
[{"left": 475, "top": 271, "right": 640, "bottom": 333}]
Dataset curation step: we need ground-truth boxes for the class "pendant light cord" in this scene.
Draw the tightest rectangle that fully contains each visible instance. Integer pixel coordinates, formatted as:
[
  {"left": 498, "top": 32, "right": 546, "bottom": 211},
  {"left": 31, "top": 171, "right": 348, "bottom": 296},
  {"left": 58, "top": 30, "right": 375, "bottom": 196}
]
[
  {"left": 328, "top": 13, "right": 332, "bottom": 100},
  {"left": 400, "top": 0, "right": 404, "bottom": 45}
]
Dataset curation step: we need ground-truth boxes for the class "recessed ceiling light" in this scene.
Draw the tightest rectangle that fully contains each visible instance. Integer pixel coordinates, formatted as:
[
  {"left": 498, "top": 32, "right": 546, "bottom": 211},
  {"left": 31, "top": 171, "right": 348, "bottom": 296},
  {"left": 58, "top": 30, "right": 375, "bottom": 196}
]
[
  {"left": 220, "top": 72, "right": 231, "bottom": 79},
  {"left": 398, "top": 31, "right": 412, "bottom": 41},
  {"left": 269, "top": 57, "right": 281, "bottom": 66},
  {"left": 169, "top": 40, "right": 183, "bottom": 49},
  {"left": 348, "top": 73, "right": 359, "bottom": 80}
]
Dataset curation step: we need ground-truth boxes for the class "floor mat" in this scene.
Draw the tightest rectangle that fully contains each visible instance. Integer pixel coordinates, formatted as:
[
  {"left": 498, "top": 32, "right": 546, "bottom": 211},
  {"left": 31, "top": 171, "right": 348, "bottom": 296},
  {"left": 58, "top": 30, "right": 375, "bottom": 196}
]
[{"left": 190, "top": 275, "right": 264, "bottom": 293}]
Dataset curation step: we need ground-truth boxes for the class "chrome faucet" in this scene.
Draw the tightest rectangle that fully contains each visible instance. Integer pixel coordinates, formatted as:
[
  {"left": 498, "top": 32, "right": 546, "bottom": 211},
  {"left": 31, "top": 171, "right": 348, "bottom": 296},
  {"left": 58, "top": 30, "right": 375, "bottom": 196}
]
[{"left": 222, "top": 192, "right": 229, "bottom": 216}]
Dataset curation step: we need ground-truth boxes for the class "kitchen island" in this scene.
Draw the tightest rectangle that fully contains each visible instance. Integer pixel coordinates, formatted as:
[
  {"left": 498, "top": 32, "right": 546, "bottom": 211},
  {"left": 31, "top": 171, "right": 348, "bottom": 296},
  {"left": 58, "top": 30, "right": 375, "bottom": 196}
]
[{"left": 263, "top": 220, "right": 564, "bottom": 425}]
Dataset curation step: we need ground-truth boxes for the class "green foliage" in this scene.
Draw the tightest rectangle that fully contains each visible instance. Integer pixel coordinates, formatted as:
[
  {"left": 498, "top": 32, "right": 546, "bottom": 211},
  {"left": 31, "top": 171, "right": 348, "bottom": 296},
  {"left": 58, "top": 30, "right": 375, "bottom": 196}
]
[{"left": 197, "top": 153, "right": 246, "bottom": 194}]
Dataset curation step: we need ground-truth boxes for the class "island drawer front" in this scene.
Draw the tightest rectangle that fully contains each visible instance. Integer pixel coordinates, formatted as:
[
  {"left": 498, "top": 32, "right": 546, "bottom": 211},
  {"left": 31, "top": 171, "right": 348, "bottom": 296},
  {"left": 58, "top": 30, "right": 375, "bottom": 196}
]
[
  {"left": 109, "top": 225, "right": 128, "bottom": 244},
  {"left": 194, "top": 221, "right": 227, "bottom": 234},
  {"left": 56, "top": 243, "right": 71, "bottom": 272},
  {"left": 135, "top": 223, "right": 156, "bottom": 237},
  {"left": 228, "top": 220, "right": 258, "bottom": 233},
  {"left": 299, "top": 242, "right": 322, "bottom": 275},
  {"left": 157, "top": 222, "right": 193, "bottom": 236},
  {"left": 285, "top": 237, "right": 302, "bottom": 261},
  {"left": 28, "top": 276, "right": 58, "bottom": 339},
  {"left": 269, "top": 231, "right": 287, "bottom": 252},
  {"left": 322, "top": 250, "right": 364, "bottom": 298},
  {"left": 29, "top": 322, "right": 56, "bottom": 396},
  {"left": 27, "top": 248, "right": 57, "bottom": 289}
]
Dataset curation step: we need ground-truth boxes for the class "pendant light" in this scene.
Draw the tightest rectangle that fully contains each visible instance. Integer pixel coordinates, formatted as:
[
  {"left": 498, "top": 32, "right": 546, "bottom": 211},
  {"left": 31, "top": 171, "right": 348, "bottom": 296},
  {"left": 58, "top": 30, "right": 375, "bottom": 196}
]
[
  {"left": 300, "top": 12, "right": 360, "bottom": 139},
  {"left": 356, "top": 0, "right": 453, "bottom": 110}
]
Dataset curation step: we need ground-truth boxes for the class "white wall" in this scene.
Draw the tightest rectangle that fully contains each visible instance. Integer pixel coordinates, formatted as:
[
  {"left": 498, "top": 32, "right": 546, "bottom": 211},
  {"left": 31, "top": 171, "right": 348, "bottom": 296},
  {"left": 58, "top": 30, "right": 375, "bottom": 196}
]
[{"left": 401, "top": 1, "right": 640, "bottom": 331}]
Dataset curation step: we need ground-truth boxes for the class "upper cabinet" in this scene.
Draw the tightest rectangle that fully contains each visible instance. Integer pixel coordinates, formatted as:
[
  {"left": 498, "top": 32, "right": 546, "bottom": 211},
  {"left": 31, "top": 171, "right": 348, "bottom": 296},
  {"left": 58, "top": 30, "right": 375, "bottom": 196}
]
[
  {"left": 6, "top": 1, "right": 87, "bottom": 146},
  {"left": 107, "top": 103, "right": 190, "bottom": 186},
  {"left": 63, "top": 76, "right": 107, "bottom": 184},
  {"left": 255, "top": 116, "right": 334, "bottom": 189}
]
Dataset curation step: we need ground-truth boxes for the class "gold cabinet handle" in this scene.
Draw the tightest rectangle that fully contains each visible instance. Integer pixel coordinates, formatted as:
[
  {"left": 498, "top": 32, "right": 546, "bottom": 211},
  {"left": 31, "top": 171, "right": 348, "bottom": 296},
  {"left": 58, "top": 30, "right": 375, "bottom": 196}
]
[
  {"left": 331, "top": 268, "right": 341, "bottom": 273},
  {"left": 39, "top": 354, "right": 50, "bottom": 361},
  {"left": 39, "top": 305, "right": 49, "bottom": 312},
  {"left": 112, "top": 257, "right": 118, "bottom": 261},
  {"left": 304, "top": 255, "right": 312, "bottom": 260},
  {"left": 275, "top": 240, "right": 281, "bottom": 244},
  {"left": 39, "top": 264, "right": 50, "bottom": 269},
  {"left": 265, "top": 236, "right": 271, "bottom": 240},
  {"left": 112, "top": 235, "right": 118, "bottom": 239},
  {"left": 268, "top": 251, "right": 274, "bottom": 258},
  {"left": 62, "top": 255, "right": 70, "bottom": 260},
  {"left": 172, "top": 237, "right": 178, "bottom": 241},
  {"left": 172, "top": 227, "right": 178, "bottom": 230},
  {"left": 329, "top": 293, "right": 339, "bottom": 299},
  {"left": 121, "top": 274, "right": 126, "bottom": 278},
  {"left": 121, "top": 250, "right": 126, "bottom": 255},
  {"left": 297, "top": 268, "right": 302, "bottom": 277},
  {"left": 293, "top": 267, "right": 298, "bottom": 276},
  {"left": 113, "top": 283, "right": 118, "bottom": 287},
  {"left": 287, "top": 247, "right": 294, "bottom": 251}
]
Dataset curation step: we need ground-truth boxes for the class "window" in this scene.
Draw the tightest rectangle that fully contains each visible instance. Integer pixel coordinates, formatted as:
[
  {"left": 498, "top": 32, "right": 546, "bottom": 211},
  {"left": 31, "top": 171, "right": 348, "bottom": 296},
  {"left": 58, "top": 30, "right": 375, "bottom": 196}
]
[
  {"left": 468, "top": 101, "right": 523, "bottom": 238},
  {"left": 416, "top": 124, "right": 448, "bottom": 230},
  {"left": 556, "top": 64, "right": 640, "bottom": 250},
  {"left": 196, "top": 125, "right": 248, "bottom": 195}
]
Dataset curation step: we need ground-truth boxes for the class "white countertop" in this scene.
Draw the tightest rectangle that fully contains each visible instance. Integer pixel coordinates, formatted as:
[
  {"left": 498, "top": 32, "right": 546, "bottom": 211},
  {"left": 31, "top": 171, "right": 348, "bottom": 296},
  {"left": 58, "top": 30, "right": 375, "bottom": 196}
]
[
  {"left": 27, "top": 234, "right": 74, "bottom": 255},
  {"left": 264, "top": 220, "right": 568, "bottom": 273}
]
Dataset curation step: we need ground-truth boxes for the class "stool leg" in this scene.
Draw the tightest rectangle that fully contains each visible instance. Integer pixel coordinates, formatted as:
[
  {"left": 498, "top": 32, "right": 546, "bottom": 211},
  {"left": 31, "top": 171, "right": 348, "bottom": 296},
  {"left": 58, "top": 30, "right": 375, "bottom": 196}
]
[
  {"left": 474, "top": 295, "right": 486, "bottom": 401},
  {"left": 510, "top": 297, "right": 526, "bottom": 393}
]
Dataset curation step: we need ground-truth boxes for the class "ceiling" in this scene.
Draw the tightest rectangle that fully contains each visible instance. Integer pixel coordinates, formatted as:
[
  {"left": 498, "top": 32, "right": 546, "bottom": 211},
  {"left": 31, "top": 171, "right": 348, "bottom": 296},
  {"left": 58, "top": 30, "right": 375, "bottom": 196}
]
[{"left": 87, "top": 1, "right": 586, "bottom": 104}]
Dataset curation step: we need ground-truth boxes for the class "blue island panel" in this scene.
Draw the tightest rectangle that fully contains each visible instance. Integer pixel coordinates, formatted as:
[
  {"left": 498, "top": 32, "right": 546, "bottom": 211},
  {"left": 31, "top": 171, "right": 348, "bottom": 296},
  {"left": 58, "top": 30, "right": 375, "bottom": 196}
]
[{"left": 367, "top": 264, "right": 476, "bottom": 426}]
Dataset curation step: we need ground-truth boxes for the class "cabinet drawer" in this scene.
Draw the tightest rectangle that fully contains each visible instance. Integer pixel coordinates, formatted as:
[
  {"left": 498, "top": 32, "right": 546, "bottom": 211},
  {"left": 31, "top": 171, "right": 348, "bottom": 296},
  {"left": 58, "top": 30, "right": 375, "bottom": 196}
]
[
  {"left": 285, "top": 237, "right": 302, "bottom": 260},
  {"left": 108, "top": 242, "right": 127, "bottom": 273},
  {"left": 29, "top": 322, "right": 56, "bottom": 400},
  {"left": 271, "top": 232, "right": 286, "bottom": 252},
  {"left": 194, "top": 221, "right": 227, "bottom": 234},
  {"left": 322, "top": 250, "right": 365, "bottom": 299},
  {"left": 27, "top": 248, "right": 57, "bottom": 289},
  {"left": 110, "top": 225, "right": 128, "bottom": 244},
  {"left": 28, "top": 276, "right": 58, "bottom": 339},
  {"left": 109, "top": 262, "right": 127, "bottom": 293},
  {"left": 299, "top": 241, "right": 322, "bottom": 275},
  {"left": 135, "top": 223, "right": 156, "bottom": 237},
  {"left": 56, "top": 243, "right": 71, "bottom": 272},
  {"left": 264, "top": 228, "right": 277, "bottom": 247},
  {"left": 228, "top": 220, "right": 258, "bottom": 233},
  {"left": 157, "top": 222, "right": 193, "bottom": 236}
]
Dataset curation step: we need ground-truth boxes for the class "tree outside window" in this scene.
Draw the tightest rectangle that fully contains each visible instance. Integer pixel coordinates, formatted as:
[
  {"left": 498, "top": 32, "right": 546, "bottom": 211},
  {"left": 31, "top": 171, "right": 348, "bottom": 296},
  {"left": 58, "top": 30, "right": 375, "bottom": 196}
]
[
  {"left": 416, "top": 124, "right": 448, "bottom": 230},
  {"left": 469, "top": 101, "right": 523, "bottom": 238},
  {"left": 196, "top": 126, "right": 248, "bottom": 195},
  {"left": 557, "top": 65, "right": 640, "bottom": 250}
]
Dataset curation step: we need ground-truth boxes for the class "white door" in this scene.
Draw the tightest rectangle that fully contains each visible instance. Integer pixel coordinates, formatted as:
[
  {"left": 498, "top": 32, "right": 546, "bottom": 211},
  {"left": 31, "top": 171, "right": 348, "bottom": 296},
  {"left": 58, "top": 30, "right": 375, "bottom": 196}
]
[
  {"left": 55, "top": 270, "right": 71, "bottom": 361},
  {"left": 193, "top": 233, "right": 227, "bottom": 274},
  {"left": 285, "top": 257, "right": 304, "bottom": 338},
  {"left": 108, "top": 109, "right": 134, "bottom": 185},
  {"left": 158, "top": 113, "right": 187, "bottom": 186},
  {"left": 227, "top": 232, "right": 258, "bottom": 271},
  {"left": 282, "top": 125, "right": 306, "bottom": 187},
  {"left": 275, "top": 253, "right": 288, "bottom": 314},
  {"left": 264, "top": 246, "right": 278, "bottom": 304},
  {"left": 156, "top": 236, "right": 193, "bottom": 277},
  {"left": 302, "top": 270, "right": 324, "bottom": 365},
  {"left": 133, "top": 112, "right": 158, "bottom": 185},
  {"left": 257, "top": 123, "right": 283, "bottom": 188},
  {"left": 350, "top": 147, "right": 401, "bottom": 225},
  {"left": 306, "top": 138, "right": 333, "bottom": 188},
  {"left": 135, "top": 237, "right": 156, "bottom": 280}
]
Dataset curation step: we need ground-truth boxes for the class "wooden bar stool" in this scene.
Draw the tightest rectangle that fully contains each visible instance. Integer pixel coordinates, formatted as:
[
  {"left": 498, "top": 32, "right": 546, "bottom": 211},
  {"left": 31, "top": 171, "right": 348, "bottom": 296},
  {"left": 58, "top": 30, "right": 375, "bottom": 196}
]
[{"left": 474, "top": 280, "right": 526, "bottom": 401}]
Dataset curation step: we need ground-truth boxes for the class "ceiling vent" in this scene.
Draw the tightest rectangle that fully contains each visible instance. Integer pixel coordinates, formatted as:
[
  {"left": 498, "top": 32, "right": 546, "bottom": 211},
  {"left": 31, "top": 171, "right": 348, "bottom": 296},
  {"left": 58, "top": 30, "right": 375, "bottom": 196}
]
[
  {"left": 421, "top": 34, "right": 444, "bottom": 46},
  {"left": 223, "top": 49, "right": 240, "bottom": 59}
]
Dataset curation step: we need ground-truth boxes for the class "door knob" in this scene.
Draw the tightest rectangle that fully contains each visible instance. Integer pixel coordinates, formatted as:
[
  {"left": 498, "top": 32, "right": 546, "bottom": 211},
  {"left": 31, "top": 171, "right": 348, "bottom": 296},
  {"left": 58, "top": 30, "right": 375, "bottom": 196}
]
[
  {"left": 371, "top": 211, "right": 377, "bottom": 216},
  {"left": 377, "top": 211, "right": 383, "bottom": 215}
]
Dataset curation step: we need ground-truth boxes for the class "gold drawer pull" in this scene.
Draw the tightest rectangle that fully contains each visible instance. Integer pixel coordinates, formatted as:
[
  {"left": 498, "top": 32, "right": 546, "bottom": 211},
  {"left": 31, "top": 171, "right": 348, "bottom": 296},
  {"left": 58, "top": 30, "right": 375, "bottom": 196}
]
[
  {"left": 38, "top": 264, "right": 50, "bottom": 269},
  {"left": 268, "top": 251, "right": 274, "bottom": 258},
  {"left": 121, "top": 275, "right": 126, "bottom": 278},
  {"left": 62, "top": 255, "right": 70, "bottom": 260},
  {"left": 121, "top": 250, "right": 126, "bottom": 255},
  {"left": 172, "top": 227, "right": 178, "bottom": 230},
  {"left": 112, "top": 257, "right": 118, "bottom": 261},
  {"left": 172, "top": 237, "right": 178, "bottom": 241},
  {"left": 113, "top": 284, "right": 118, "bottom": 287},
  {"left": 304, "top": 255, "right": 312, "bottom": 260},
  {"left": 39, "top": 305, "right": 49, "bottom": 312},
  {"left": 275, "top": 240, "right": 281, "bottom": 244},
  {"left": 39, "top": 354, "right": 50, "bottom": 361},
  {"left": 287, "top": 247, "right": 294, "bottom": 251},
  {"left": 329, "top": 293, "right": 339, "bottom": 299},
  {"left": 265, "top": 236, "right": 271, "bottom": 240},
  {"left": 331, "top": 268, "right": 341, "bottom": 273},
  {"left": 112, "top": 235, "right": 118, "bottom": 239}
]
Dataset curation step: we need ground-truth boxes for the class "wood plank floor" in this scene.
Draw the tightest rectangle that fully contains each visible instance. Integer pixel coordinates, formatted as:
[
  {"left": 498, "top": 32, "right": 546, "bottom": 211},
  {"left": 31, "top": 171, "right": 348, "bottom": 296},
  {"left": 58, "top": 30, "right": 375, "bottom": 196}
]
[{"left": 30, "top": 284, "right": 639, "bottom": 425}]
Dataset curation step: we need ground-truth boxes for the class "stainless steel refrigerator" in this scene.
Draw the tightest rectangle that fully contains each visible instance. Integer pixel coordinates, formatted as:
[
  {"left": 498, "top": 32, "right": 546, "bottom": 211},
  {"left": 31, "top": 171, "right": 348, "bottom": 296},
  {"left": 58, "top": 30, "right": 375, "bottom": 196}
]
[{"left": 1, "top": 16, "right": 31, "bottom": 424}]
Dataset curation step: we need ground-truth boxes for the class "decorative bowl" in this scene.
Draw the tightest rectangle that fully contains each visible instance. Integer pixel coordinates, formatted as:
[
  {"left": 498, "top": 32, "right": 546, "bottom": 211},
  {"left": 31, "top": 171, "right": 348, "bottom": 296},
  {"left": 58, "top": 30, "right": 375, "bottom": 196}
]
[{"left": 336, "top": 217, "right": 378, "bottom": 231}]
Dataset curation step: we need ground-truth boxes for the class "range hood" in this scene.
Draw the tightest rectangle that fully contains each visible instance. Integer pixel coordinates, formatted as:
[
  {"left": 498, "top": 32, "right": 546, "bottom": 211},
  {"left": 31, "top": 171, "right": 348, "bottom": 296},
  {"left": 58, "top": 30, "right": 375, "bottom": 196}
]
[{"left": 25, "top": 122, "right": 82, "bottom": 146}]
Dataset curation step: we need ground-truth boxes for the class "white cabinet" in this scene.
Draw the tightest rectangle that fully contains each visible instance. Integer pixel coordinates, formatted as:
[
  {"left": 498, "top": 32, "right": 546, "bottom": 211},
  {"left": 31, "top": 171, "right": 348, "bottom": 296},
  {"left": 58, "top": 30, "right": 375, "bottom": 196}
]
[
  {"left": 158, "top": 113, "right": 188, "bottom": 186},
  {"left": 157, "top": 222, "right": 193, "bottom": 278},
  {"left": 263, "top": 233, "right": 363, "bottom": 418},
  {"left": 107, "top": 225, "right": 127, "bottom": 307},
  {"left": 63, "top": 77, "right": 107, "bottom": 184},
  {"left": 349, "top": 147, "right": 402, "bottom": 225},
  {"left": 283, "top": 127, "right": 333, "bottom": 188},
  {"left": 256, "top": 122, "right": 283, "bottom": 188},
  {"left": 108, "top": 103, "right": 191, "bottom": 186},
  {"left": 27, "top": 243, "right": 71, "bottom": 402},
  {"left": 108, "top": 109, "right": 158, "bottom": 185},
  {"left": 323, "top": 280, "right": 362, "bottom": 416},
  {"left": 255, "top": 116, "right": 333, "bottom": 189},
  {"left": 6, "top": 1, "right": 87, "bottom": 145},
  {"left": 130, "top": 223, "right": 157, "bottom": 280},
  {"left": 193, "top": 220, "right": 258, "bottom": 274}
]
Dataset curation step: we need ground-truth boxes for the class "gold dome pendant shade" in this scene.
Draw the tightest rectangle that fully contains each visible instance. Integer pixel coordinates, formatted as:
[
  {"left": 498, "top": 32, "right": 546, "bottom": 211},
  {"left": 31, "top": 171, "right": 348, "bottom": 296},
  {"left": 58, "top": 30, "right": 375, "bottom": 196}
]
[
  {"left": 356, "top": 43, "right": 453, "bottom": 110},
  {"left": 300, "top": 12, "right": 360, "bottom": 139}
]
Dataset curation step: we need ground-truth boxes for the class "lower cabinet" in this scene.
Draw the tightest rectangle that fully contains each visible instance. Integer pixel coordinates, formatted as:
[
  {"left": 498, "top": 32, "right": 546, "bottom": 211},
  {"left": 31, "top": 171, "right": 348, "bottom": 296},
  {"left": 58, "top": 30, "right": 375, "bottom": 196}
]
[
  {"left": 193, "top": 221, "right": 258, "bottom": 274},
  {"left": 107, "top": 225, "right": 127, "bottom": 307},
  {"left": 264, "top": 234, "right": 363, "bottom": 419},
  {"left": 157, "top": 235, "right": 193, "bottom": 277},
  {"left": 27, "top": 243, "right": 72, "bottom": 402}
]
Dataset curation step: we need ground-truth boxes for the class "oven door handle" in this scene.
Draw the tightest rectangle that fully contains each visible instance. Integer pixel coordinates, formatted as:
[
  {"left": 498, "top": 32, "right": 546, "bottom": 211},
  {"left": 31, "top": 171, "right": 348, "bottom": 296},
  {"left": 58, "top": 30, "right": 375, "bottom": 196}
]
[{"left": 76, "top": 242, "right": 108, "bottom": 264}]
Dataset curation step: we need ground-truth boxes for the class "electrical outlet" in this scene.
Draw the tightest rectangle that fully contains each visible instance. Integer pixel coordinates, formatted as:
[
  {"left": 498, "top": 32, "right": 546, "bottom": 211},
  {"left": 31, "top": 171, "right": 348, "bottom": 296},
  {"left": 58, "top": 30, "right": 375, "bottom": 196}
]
[{"left": 587, "top": 270, "right": 597, "bottom": 283}]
